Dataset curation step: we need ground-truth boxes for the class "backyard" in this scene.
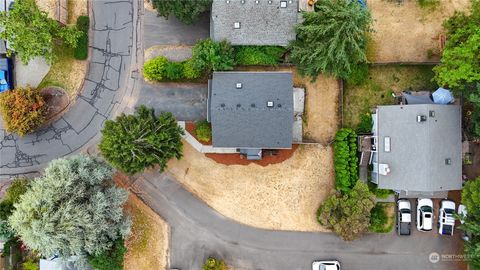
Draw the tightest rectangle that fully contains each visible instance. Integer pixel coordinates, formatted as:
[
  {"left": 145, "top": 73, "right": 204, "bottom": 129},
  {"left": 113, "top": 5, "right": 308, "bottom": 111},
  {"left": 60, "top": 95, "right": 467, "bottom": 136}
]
[
  {"left": 343, "top": 65, "right": 437, "bottom": 129},
  {"left": 368, "top": 0, "right": 470, "bottom": 63}
]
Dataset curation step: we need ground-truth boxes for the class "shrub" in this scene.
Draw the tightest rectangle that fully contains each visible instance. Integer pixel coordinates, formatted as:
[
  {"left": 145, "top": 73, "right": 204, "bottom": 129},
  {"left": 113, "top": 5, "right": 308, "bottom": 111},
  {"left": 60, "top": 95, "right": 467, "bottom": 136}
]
[
  {"left": 234, "top": 46, "right": 286, "bottom": 66},
  {"left": 346, "top": 62, "right": 369, "bottom": 86},
  {"left": 0, "top": 86, "right": 46, "bottom": 136},
  {"left": 76, "top": 16, "right": 90, "bottom": 33},
  {"left": 368, "top": 183, "right": 394, "bottom": 199},
  {"left": 182, "top": 59, "right": 202, "bottom": 80},
  {"left": 22, "top": 259, "right": 39, "bottom": 270},
  {"left": 369, "top": 203, "right": 390, "bottom": 233},
  {"left": 88, "top": 238, "right": 127, "bottom": 270},
  {"left": 356, "top": 111, "right": 372, "bottom": 133},
  {"left": 164, "top": 61, "right": 184, "bottom": 81},
  {"left": 74, "top": 32, "right": 88, "bottom": 60},
  {"left": 99, "top": 105, "right": 184, "bottom": 174},
  {"left": 289, "top": 0, "right": 372, "bottom": 79},
  {"left": 143, "top": 56, "right": 168, "bottom": 81},
  {"left": 194, "top": 120, "right": 211, "bottom": 142},
  {"left": 317, "top": 181, "right": 375, "bottom": 240},
  {"left": 202, "top": 257, "right": 228, "bottom": 270},
  {"left": 417, "top": 0, "right": 439, "bottom": 8},
  {"left": 333, "top": 128, "right": 359, "bottom": 193},
  {"left": 192, "top": 39, "right": 235, "bottom": 73}
]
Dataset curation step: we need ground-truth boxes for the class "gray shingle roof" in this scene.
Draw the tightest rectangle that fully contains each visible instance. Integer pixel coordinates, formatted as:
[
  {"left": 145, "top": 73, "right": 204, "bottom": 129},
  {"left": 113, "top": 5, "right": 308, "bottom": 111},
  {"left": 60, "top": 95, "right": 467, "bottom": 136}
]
[
  {"left": 210, "top": 0, "right": 299, "bottom": 46},
  {"left": 375, "top": 104, "right": 462, "bottom": 193},
  {"left": 208, "top": 72, "right": 293, "bottom": 148}
]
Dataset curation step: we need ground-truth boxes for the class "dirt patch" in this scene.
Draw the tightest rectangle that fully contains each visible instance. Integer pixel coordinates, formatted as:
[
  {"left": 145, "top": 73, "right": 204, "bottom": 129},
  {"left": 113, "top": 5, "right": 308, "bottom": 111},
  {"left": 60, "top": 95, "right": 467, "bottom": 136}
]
[
  {"left": 41, "top": 87, "right": 70, "bottom": 120},
  {"left": 68, "top": 0, "right": 88, "bottom": 24},
  {"left": 35, "top": 0, "right": 56, "bottom": 20},
  {"left": 145, "top": 45, "right": 193, "bottom": 62},
  {"left": 234, "top": 65, "right": 340, "bottom": 143},
  {"left": 185, "top": 121, "right": 212, "bottom": 145},
  {"left": 168, "top": 141, "right": 334, "bottom": 232},
  {"left": 206, "top": 145, "right": 299, "bottom": 166},
  {"left": 144, "top": 0, "right": 156, "bottom": 12},
  {"left": 123, "top": 193, "right": 169, "bottom": 270},
  {"left": 368, "top": 0, "right": 471, "bottom": 63}
]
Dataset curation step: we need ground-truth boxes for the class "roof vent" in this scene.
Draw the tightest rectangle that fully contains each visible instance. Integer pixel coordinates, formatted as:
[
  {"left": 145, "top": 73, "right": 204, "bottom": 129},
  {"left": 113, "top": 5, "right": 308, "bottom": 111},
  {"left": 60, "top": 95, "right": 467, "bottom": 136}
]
[
  {"left": 234, "top": 22, "right": 241, "bottom": 29},
  {"left": 236, "top": 82, "right": 242, "bottom": 89},
  {"left": 251, "top": 103, "right": 256, "bottom": 108},
  {"left": 417, "top": 115, "right": 427, "bottom": 123},
  {"left": 220, "top": 103, "right": 225, "bottom": 108},
  {"left": 445, "top": 158, "right": 451, "bottom": 165},
  {"left": 429, "top": 110, "right": 435, "bottom": 117},
  {"left": 226, "top": 0, "right": 230, "bottom": 3},
  {"left": 236, "top": 104, "right": 241, "bottom": 108},
  {"left": 268, "top": 0, "right": 272, "bottom": 3},
  {"left": 255, "top": 0, "right": 259, "bottom": 3},
  {"left": 267, "top": 101, "right": 274, "bottom": 108},
  {"left": 280, "top": 1, "right": 287, "bottom": 8},
  {"left": 277, "top": 104, "right": 282, "bottom": 108},
  {"left": 241, "top": 0, "right": 245, "bottom": 3}
]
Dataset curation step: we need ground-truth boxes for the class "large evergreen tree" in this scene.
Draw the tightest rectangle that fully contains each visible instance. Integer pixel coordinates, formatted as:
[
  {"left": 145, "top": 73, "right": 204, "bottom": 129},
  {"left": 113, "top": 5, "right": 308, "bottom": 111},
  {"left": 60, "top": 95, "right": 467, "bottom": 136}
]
[
  {"left": 151, "top": 0, "right": 212, "bottom": 25},
  {"left": 99, "top": 105, "right": 184, "bottom": 175},
  {"left": 289, "top": 0, "right": 372, "bottom": 80},
  {"left": 8, "top": 155, "right": 131, "bottom": 264},
  {"left": 0, "top": 0, "right": 81, "bottom": 64}
]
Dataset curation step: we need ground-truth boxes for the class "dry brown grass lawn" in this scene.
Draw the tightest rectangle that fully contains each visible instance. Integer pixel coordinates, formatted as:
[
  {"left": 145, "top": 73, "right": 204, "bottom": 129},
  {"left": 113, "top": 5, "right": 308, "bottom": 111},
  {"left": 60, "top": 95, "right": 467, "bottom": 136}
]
[
  {"left": 68, "top": 0, "right": 88, "bottom": 24},
  {"left": 235, "top": 66, "right": 340, "bottom": 143},
  {"left": 168, "top": 142, "right": 335, "bottom": 232},
  {"left": 124, "top": 194, "right": 168, "bottom": 270},
  {"left": 368, "top": 0, "right": 471, "bottom": 63}
]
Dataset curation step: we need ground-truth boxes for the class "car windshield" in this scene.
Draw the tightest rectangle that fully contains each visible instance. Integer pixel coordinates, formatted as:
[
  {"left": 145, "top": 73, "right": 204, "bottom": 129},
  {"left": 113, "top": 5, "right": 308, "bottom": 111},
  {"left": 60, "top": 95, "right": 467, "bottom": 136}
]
[
  {"left": 401, "top": 209, "right": 411, "bottom": 214},
  {"left": 421, "top": 206, "right": 433, "bottom": 213},
  {"left": 444, "top": 208, "right": 455, "bottom": 214}
]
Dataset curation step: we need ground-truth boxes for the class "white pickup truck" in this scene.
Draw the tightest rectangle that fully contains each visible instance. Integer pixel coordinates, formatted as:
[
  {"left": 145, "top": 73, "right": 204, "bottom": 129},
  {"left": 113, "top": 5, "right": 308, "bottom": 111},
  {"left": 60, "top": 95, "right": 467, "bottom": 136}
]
[
  {"left": 397, "top": 199, "right": 412, "bottom": 236},
  {"left": 438, "top": 200, "right": 456, "bottom": 236}
]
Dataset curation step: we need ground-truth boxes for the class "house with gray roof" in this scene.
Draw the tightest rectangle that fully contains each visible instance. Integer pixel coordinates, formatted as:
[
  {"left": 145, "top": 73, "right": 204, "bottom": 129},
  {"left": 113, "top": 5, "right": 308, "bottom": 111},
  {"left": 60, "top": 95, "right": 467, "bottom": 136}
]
[
  {"left": 371, "top": 104, "right": 462, "bottom": 198},
  {"left": 210, "top": 0, "right": 299, "bottom": 46},
  {"left": 207, "top": 72, "right": 294, "bottom": 158}
]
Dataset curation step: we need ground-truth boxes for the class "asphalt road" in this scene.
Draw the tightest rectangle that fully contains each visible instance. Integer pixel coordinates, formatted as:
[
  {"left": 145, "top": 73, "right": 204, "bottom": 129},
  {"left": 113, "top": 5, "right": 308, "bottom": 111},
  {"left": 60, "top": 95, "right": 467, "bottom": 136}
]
[
  {"left": 0, "top": 0, "right": 141, "bottom": 177},
  {"left": 134, "top": 172, "right": 465, "bottom": 270}
]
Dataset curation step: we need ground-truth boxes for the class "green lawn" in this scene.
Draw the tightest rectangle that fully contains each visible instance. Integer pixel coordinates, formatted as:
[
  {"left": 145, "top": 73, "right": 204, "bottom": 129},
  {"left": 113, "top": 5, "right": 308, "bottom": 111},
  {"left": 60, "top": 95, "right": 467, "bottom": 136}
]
[
  {"left": 369, "top": 202, "right": 395, "bottom": 233},
  {"left": 343, "top": 65, "right": 437, "bottom": 129}
]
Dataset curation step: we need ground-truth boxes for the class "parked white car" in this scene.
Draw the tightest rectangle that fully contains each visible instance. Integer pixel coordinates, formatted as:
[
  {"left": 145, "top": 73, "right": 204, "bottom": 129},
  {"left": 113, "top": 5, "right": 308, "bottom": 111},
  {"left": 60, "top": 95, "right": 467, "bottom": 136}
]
[
  {"left": 416, "top": 198, "right": 433, "bottom": 232},
  {"left": 438, "top": 200, "right": 456, "bottom": 236},
  {"left": 312, "top": 260, "right": 341, "bottom": 270},
  {"left": 397, "top": 199, "right": 412, "bottom": 236}
]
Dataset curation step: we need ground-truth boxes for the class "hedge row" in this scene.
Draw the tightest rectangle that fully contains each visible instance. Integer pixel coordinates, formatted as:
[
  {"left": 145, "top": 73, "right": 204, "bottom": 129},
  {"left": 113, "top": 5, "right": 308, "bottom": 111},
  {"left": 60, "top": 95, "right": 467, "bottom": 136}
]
[
  {"left": 143, "top": 57, "right": 201, "bottom": 81},
  {"left": 143, "top": 39, "right": 289, "bottom": 82},
  {"left": 333, "top": 128, "right": 359, "bottom": 193},
  {"left": 74, "top": 16, "right": 89, "bottom": 60}
]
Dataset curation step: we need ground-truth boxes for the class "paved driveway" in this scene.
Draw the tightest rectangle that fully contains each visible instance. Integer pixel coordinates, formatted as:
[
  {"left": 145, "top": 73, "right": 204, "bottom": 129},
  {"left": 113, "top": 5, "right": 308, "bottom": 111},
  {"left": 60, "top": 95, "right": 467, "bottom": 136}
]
[
  {"left": 138, "top": 82, "right": 207, "bottom": 121},
  {"left": 144, "top": 9, "right": 210, "bottom": 47},
  {"left": 134, "top": 172, "right": 466, "bottom": 270}
]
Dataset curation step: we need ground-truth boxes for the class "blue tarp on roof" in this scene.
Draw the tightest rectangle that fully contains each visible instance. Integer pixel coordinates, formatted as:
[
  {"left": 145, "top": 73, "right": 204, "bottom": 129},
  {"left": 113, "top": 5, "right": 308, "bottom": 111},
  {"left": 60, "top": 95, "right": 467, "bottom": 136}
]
[{"left": 432, "top": 87, "right": 454, "bottom": 104}]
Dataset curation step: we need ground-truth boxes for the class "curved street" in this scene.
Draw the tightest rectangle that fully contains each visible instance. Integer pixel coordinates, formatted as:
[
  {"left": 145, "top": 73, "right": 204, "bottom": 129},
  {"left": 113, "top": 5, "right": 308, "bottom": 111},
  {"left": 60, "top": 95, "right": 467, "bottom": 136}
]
[
  {"left": 131, "top": 171, "right": 463, "bottom": 270},
  {"left": 0, "top": 0, "right": 141, "bottom": 176}
]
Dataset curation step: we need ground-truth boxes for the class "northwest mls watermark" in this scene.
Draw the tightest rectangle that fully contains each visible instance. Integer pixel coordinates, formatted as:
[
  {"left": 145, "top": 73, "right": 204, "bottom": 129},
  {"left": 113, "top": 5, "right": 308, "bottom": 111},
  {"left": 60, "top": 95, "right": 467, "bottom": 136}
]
[{"left": 429, "top": 252, "right": 476, "bottom": 263}]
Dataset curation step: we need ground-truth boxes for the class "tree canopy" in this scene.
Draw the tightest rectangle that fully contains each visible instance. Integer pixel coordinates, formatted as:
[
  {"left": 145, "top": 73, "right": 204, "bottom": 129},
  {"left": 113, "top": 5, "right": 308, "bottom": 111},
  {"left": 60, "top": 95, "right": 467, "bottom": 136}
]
[
  {"left": 99, "top": 105, "right": 184, "bottom": 175},
  {"left": 151, "top": 0, "right": 212, "bottom": 25},
  {"left": 289, "top": 0, "right": 372, "bottom": 80},
  {"left": 8, "top": 155, "right": 131, "bottom": 263},
  {"left": 461, "top": 177, "right": 480, "bottom": 269},
  {"left": 0, "top": 0, "right": 81, "bottom": 64},
  {"left": 317, "top": 181, "right": 375, "bottom": 240},
  {"left": 191, "top": 39, "right": 235, "bottom": 74},
  {"left": 433, "top": 0, "right": 480, "bottom": 137}
]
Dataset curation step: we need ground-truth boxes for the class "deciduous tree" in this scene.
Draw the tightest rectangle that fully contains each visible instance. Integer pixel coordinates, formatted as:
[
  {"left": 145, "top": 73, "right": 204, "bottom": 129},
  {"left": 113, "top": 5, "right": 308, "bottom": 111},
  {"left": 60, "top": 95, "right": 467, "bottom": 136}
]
[
  {"left": 8, "top": 155, "right": 131, "bottom": 263},
  {"left": 317, "top": 181, "right": 375, "bottom": 240},
  {"left": 0, "top": 0, "right": 81, "bottom": 64},
  {"left": 461, "top": 177, "right": 480, "bottom": 269},
  {"left": 99, "top": 105, "right": 184, "bottom": 175},
  {"left": 289, "top": 0, "right": 372, "bottom": 79}
]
